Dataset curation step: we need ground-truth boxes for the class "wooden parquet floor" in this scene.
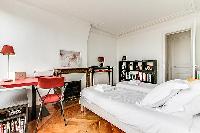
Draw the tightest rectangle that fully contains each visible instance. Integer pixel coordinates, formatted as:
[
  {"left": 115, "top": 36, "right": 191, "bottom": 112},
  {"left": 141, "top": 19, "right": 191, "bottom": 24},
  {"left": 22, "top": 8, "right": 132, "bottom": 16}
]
[{"left": 28, "top": 101, "right": 124, "bottom": 133}]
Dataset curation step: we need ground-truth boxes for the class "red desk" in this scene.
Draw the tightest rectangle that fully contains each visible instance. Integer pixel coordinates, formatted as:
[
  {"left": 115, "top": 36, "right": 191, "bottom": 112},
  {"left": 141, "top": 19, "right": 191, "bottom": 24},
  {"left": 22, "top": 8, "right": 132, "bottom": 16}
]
[
  {"left": 0, "top": 78, "right": 38, "bottom": 121},
  {"left": 0, "top": 78, "right": 38, "bottom": 88}
]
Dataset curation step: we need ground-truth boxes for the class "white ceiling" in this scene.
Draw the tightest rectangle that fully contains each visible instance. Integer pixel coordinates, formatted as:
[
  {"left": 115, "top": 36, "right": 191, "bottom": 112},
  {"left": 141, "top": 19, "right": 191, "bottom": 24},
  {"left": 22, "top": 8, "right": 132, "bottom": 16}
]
[{"left": 17, "top": 0, "right": 199, "bottom": 36}]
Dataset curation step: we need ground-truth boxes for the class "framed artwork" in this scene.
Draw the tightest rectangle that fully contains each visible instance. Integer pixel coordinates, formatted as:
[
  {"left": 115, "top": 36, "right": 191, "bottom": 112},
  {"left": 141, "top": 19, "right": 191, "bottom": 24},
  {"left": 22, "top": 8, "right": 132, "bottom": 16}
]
[{"left": 60, "top": 50, "right": 81, "bottom": 67}]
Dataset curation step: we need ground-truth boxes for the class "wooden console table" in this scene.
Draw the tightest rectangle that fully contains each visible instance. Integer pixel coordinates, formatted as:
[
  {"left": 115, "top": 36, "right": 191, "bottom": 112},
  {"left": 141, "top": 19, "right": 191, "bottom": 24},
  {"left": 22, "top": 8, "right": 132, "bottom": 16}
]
[
  {"left": 90, "top": 66, "right": 114, "bottom": 86},
  {"left": 53, "top": 68, "right": 91, "bottom": 87}
]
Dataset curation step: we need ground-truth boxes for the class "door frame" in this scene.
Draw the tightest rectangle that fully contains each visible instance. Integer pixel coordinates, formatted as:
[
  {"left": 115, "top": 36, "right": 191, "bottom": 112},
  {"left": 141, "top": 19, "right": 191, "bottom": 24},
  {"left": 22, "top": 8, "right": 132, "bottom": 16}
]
[{"left": 162, "top": 24, "right": 196, "bottom": 82}]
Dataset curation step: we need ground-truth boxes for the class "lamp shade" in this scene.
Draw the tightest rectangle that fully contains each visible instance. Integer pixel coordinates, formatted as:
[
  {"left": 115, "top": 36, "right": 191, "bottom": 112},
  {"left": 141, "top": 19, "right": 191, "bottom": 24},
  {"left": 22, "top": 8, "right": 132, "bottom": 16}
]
[{"left": 1, "top": 45, "right": 15, "bottom": 55}]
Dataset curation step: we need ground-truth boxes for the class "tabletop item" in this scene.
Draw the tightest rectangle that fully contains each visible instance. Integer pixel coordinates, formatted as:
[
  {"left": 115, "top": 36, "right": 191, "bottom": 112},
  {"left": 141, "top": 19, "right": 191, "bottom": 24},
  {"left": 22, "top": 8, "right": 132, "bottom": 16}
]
[
  {"left": 1, "top": 45, "right": 15, "bottom": 81},
  {"left": 98, "top": 57, "right": 104, "bottom": 67},
  {"left": 15, "top": 72, "right": 26, "bottom": 80},
  {"left": 122, "top": 56, "right": 126, "bottom": 61}
]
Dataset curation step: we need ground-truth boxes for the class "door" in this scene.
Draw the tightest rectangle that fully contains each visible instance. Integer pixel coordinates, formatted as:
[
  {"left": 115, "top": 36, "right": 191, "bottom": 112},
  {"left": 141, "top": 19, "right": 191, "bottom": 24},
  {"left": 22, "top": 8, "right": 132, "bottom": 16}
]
[{"left": 166, "top": 30, "right": 192, "bottom": 80}]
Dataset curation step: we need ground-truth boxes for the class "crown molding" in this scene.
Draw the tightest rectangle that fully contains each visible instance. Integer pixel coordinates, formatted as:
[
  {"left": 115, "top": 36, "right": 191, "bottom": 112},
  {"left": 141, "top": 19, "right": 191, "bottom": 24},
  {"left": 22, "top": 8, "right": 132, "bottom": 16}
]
[
  {"left": 15, "top": 0, "right": 200, "bottom": 39},
  {"left": 118, "top": 9, "right": 196, "bottom": 38},
  {"left": 17, "top": 0, "right": 118, "bottom": 38},
  {"left": 90, "top": 25, "right": 117, "bottom": 38}
]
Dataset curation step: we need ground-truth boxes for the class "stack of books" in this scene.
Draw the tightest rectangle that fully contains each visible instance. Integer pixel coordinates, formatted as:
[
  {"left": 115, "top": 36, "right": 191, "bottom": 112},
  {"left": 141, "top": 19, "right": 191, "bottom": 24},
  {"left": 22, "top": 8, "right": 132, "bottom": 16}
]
[{"left": 0, "top": 117, "right": 26, "bottom": 133}]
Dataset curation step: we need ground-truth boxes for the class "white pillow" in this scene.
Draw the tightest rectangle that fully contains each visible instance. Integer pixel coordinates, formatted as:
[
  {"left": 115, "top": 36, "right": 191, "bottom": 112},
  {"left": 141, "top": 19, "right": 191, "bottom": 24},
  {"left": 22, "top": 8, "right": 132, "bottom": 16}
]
[
  {"left": 128, "top": 80, "right": 141, "bottom": 86},
  {"left": 139, "top": 82, "right": 157, "bottom": 89},
  {"left": 140, "top": 79, "right": 189, "bottom": 107},
  {"left": 152, "top": 89, "right": 181, "bottom": 107},
  {"left": 161, "top": 80, "right": 200, "bottom": 114}
]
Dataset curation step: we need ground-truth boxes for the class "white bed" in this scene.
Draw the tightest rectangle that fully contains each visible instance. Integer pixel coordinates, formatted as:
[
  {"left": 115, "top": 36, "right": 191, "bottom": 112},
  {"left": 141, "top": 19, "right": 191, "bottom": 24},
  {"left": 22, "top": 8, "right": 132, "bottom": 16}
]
[
  {"left": 80, "top": 83, "right": 200, "bottom": 133},
  {"left": 116, "top": 81, "right": 157, "bottom": 91}
]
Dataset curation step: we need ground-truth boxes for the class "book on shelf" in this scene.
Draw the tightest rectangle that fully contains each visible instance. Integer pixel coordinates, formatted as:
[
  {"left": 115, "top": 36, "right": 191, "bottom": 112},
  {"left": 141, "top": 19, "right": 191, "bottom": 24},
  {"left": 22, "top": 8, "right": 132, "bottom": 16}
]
[
  {"left": 0, "top": 123, "right": 3, "bottom": 133},
  {"left": 197, "top": 71, "right": 200, "bottom": 79},
  {"left": 139, "top": 72, "right": 142, "bottom": 81},
  {"left": 0, "top": 117, "right": 26, "bottom": 133},
  {"left": 129, "top": 64, "right": 133, "bottom": 70},
  {"left": 148, "top": 74, "right": 152, "bottom": 83},
  {"left": 143, "top": 73, "right": 146, "bottom": 81}
]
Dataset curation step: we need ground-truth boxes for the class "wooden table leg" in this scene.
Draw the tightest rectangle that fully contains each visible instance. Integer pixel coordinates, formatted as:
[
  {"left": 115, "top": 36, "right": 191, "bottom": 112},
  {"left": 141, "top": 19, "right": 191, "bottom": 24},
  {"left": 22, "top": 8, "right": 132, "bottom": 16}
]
[
  {"left": 112, "top": 67, "right": 114, "bottom": 86},
  {"left": 108, "top": 70, "right": 111, "bottom": 85},
  {"left": 86, "top": 71, "right": 90, "bottom": 87},
  {"left": 31, "top": 85, "right": 36, "bottom": 121}
]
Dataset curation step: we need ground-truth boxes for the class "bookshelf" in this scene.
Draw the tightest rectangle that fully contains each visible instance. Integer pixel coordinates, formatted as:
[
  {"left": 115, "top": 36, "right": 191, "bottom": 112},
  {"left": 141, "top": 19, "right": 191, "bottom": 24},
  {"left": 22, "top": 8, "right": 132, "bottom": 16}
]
[
  {"left": 0, "top": 104, "right": 28, "bottom": 133},
  {"left": 119, "top": 60, "right": 157, "bottom": 84}
]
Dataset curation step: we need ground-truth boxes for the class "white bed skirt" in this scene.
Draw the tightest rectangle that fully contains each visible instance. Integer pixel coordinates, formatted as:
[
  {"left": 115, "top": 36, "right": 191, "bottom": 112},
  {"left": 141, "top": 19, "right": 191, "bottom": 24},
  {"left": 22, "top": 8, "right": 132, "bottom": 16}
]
[{"left": 79, "top": 97, "right": 144, "bottom": 133}]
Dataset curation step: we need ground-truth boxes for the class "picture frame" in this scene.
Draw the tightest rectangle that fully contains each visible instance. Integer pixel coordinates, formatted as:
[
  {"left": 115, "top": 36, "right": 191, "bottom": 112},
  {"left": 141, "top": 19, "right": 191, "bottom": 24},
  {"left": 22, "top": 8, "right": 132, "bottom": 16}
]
[
  {"left": 122, "top": 56, "right": 126, "bottom": 61},
  {"left": 60, "top": 50, "right": 81, "bottom": 68}
]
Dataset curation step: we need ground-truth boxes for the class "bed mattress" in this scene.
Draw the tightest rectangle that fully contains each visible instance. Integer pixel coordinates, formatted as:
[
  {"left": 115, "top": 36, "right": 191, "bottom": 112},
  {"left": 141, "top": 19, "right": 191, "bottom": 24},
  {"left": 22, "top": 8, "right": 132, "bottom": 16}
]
[
  {"left": 81, "top": 86, "right": 200, "bottom": 133},
  {"left": 80, "top": 97, "right": 143, "bottom": 133}
]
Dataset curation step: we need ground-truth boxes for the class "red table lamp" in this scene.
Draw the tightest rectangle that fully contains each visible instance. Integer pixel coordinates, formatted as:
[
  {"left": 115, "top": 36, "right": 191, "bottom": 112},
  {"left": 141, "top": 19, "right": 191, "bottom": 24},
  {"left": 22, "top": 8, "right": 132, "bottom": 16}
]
[{"left": 1, "top": 45, "right": 15, "bottom": 81}]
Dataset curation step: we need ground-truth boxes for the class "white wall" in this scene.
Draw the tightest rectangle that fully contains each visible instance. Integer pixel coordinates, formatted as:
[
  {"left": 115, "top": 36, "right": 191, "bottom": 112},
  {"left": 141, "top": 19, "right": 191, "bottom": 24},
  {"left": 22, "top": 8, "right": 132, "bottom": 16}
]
[
  {"left": 87, "top": 28, "right": 117, "bottom": 84},
  {"left": 0, "top": 0, "right": 90, "bottom": 80},
  {"left": 0, "top": 0, "right": 90, "bottom": 105},
  {"left": 195, "top": 13, "right": 200, "bottom": 66},
  {"left": 117, "top": 14, "right": 197, "bottom": 83},
  {"left": 1, "top": 0, "right": 200, "bottom": 86}
]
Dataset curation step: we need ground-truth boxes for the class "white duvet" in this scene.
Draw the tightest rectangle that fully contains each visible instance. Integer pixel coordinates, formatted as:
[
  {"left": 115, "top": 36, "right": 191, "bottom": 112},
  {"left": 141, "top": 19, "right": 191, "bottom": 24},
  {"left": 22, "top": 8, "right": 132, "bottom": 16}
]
[
  {"left": 81, "top": 86, "right": 147, "bottom": 105},
  {"left": 116, "top": 81, "right": 156, "bottom": 93},
  {"left": 81, "top": 86, "right": 200, "bottom": 133}
]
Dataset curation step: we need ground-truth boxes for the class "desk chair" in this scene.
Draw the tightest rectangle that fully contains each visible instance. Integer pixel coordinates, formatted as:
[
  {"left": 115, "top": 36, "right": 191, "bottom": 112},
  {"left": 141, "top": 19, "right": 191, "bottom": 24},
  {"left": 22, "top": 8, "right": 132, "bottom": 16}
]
[{"left": 35, "top": 76, "right": 67, "bottom": 132}]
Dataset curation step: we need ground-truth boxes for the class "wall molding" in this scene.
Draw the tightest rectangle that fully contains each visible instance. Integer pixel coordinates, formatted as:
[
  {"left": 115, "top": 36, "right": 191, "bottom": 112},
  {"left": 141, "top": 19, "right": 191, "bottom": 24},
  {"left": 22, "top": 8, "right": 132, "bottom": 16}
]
[
  {"left": 16, "top": 0, "right": 199, "bottom": 39},
  {"left": 91, "top": 25, "right": 117, "bottom": 38},
  {"left": 118, "top": 9, "right": 196, "bottom": 38},
  {"left": 16, "top": 0, "right": 90, "bottom": 25}
]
